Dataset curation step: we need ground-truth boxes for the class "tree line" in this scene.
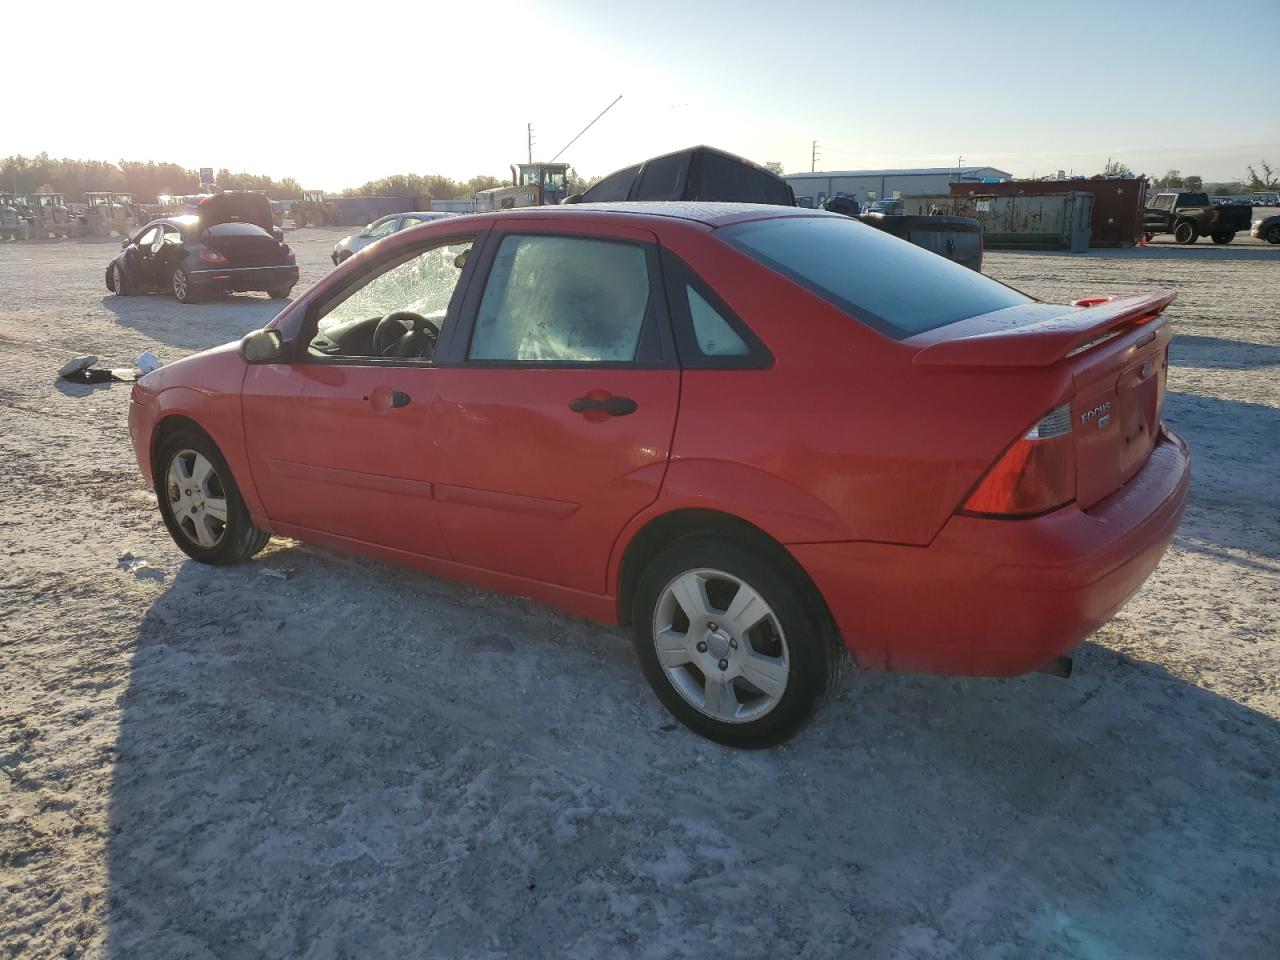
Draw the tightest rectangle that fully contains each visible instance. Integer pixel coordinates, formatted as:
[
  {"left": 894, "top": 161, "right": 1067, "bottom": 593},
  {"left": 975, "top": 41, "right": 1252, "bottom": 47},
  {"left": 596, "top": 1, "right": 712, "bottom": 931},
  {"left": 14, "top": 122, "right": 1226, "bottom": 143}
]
[{"left": 0, "top": 153, "right": 545, "bottom": 204}]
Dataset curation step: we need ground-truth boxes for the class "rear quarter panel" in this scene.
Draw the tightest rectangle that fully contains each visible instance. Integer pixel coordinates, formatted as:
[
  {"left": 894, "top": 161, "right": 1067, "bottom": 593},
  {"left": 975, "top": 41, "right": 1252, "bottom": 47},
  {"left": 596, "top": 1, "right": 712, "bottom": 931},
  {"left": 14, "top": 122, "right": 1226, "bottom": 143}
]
[{"left": 648, "top": 219, "right": 1069, "bottom": 547}]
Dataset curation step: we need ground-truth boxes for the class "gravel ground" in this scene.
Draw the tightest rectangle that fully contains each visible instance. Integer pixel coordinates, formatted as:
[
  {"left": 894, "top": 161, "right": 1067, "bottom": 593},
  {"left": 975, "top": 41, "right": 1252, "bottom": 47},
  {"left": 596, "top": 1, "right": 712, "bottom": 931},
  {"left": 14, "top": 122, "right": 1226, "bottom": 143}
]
[{"left": 1, "top": 226, "right": 1277, "bottom": 959}]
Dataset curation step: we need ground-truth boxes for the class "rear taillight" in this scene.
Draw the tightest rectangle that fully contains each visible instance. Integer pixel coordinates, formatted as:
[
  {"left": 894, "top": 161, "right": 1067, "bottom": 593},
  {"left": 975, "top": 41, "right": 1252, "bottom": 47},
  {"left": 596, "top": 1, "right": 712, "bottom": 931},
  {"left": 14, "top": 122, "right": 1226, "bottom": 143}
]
[
  {"left": 283, "top": 245, "right": 295, "bottom": 262},
  {"left": 961, "top": 404, "right": 1075, "bottom": 518},
  {"left": 198, "top": 248, "right": 227, "bottom": 264}
]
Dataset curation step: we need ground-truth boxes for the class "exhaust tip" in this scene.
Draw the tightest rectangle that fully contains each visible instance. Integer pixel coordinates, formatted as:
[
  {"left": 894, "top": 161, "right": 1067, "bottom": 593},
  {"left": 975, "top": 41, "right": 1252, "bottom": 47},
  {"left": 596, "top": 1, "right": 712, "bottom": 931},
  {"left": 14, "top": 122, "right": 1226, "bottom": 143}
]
[{"left": 1037, "top": 655, "right": 1073, "bottom": 679}]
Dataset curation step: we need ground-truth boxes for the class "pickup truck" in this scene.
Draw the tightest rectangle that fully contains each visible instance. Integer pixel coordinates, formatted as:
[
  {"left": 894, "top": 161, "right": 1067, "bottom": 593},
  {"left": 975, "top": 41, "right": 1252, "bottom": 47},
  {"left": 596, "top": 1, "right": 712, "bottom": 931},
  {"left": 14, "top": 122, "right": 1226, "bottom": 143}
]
[{"left": 1143, "top": 191, "right": 1253, "bottom": 244}]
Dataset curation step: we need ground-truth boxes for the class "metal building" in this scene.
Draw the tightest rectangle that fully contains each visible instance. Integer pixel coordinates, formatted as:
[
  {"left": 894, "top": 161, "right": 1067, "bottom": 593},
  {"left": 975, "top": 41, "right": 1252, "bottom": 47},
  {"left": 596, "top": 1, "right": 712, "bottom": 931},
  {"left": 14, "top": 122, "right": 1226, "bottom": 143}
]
[{"left": 785, "top": 166, "right": 1011, "bottom": 207}]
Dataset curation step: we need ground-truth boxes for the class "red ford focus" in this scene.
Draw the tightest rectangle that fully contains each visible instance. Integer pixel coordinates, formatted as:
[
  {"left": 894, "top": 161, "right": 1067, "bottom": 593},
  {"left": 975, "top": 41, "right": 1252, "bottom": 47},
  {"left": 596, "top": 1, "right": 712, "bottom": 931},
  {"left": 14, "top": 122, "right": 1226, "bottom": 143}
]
[{"left": 128, "top": 203, "right": 1189, "bottom": 746}]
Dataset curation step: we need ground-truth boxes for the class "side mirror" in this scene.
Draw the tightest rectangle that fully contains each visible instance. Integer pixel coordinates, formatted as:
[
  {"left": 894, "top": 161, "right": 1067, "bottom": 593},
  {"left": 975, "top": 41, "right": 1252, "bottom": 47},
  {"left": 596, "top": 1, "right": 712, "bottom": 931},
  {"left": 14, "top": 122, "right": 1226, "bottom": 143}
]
[
  {"left": 240, "top": 328, "right": 287, "bottom": 364},
  {"left": 120, "top": 238, "right": 131, "bottom": 248},
  {"left": 272, "top": 226, "right": 284, "bottom": 242}
]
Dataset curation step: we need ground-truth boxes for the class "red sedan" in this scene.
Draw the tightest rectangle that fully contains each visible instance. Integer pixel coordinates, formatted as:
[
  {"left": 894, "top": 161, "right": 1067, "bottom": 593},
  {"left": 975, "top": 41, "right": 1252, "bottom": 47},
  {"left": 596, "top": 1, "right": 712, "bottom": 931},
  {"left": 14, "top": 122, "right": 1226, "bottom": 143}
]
[{"left": 128, "top": 203, "right": 1190, "bottom": 746}]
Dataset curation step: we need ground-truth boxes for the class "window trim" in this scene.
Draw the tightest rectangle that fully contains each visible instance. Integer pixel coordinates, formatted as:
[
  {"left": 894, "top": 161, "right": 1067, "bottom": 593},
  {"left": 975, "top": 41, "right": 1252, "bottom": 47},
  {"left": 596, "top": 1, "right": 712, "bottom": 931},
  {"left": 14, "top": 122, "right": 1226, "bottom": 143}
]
[
  {"left": 659, "top": 248, "right": 773, "bottom": 370},
  {"left": 291, "top": 230, "right": 484, "bottom": 368},
  {"left": 452, "top": 228, "right": 677, "bottom": 370}
]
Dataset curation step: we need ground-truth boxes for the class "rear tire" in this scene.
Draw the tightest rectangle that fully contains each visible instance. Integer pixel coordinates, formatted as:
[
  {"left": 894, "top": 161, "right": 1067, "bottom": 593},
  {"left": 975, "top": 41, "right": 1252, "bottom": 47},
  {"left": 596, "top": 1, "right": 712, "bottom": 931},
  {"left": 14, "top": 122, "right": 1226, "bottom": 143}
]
[
  {"left": 1210, "top": 232, "right": 1234, "bottom": 244},
  {"left": 631, "top": 536, "right": 847, "bottom": 747},
  {"left": 1174, "top": 221, "right": 1198, "bottom": 244},
  {"left": 268, "top": 286, "right": 293, "bottom": 299},
  {"left": 155, "top": 429, "right": 270, "bottom": 565}
]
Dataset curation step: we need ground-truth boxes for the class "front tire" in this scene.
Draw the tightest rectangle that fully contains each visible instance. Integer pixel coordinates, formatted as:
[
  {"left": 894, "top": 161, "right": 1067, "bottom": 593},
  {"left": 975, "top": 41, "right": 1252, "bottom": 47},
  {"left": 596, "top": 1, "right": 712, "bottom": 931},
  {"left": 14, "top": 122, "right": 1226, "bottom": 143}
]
[
  {"left": 1266, "top": 225, "right": 1280, "bottom": 245},
  {"left": 112, "top": 263, "right": 130, "bottom": 295},
  {"left": 172, "top": 268, "right": 195, "bottom": 303},
  {"left": 1174, "top": 221, "right": 1198, "bottom": 244},
  {"left": 155, "top": 430, "right": 269, "bottom": 565},
  {"left": 1210, "top": 232, "right": 1234, "bottom": 244},
  {"left": 631, "top": 536, "right": 846, "bottom": 747}
]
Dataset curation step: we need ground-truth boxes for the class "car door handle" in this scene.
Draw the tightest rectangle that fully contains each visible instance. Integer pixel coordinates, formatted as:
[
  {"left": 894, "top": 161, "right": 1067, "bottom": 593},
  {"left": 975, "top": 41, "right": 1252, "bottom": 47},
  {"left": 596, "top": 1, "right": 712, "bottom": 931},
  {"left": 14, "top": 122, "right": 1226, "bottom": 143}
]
[
  {"left": 569, "top": 394, "right": 637, "bottom": 417},
  {"left": 363, "top": 388, "right": 411, "bottom": 412}
]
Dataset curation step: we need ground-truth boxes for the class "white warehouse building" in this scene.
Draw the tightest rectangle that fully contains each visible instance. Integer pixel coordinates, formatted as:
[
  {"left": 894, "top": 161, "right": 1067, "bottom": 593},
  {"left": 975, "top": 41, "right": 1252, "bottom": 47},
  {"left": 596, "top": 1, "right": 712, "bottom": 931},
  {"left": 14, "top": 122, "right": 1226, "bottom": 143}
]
[{"left": 784, "top": 166, "right": 1011, "bottom": 206}]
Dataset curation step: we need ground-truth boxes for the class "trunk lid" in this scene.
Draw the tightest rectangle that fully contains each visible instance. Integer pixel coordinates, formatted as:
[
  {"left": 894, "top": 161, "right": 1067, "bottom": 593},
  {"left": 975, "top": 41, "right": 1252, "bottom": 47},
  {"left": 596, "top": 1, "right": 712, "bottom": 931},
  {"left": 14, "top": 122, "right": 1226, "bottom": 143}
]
[
  {"left": 912, "top": 291, "right": 1175, "bottom": 509},
  {"left": 196, "top": 191, "right": 274, "bottom": 233},
  {"left": 202, "top": 222, "right": 285, "bottom": 266}
]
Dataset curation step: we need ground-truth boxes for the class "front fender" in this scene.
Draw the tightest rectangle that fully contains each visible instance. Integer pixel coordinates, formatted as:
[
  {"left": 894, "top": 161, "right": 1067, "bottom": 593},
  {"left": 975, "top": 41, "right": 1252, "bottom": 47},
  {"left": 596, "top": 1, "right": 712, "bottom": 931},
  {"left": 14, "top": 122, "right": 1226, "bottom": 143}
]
[{"left": 130, "top": 343, "right": 263, "bottom": 521}]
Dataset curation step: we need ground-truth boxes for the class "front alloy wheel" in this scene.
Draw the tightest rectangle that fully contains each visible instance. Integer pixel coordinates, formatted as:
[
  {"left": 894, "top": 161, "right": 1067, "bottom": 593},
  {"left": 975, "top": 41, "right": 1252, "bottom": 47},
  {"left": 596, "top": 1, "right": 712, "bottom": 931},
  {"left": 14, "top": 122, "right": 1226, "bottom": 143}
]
[
  {"left": 156, "top": 431, "right": 269, "bottom": 565},
  {"left": 166, "top": 449, "right": 229, "bottom": 549},
  {"left": 172, "top": 268, "right": 193, "bottom": 303}
]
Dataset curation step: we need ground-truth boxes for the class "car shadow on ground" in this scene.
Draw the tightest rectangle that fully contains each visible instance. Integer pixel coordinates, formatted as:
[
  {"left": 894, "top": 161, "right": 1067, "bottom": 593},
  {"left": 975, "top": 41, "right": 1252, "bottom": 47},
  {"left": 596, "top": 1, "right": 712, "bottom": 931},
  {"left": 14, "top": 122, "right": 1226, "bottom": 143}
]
[
  {"left": 1164, "top": 391, "right": 1280, "bottom": 562},
  {"left": 103, "top": 542, "right": 1280, "bottom": 958},
  {"left": 100, "top": 294, "right": 288, "bottom": 353},
  {"left": 1172, "top": 335, "right": 1280, "bottom": 370}
]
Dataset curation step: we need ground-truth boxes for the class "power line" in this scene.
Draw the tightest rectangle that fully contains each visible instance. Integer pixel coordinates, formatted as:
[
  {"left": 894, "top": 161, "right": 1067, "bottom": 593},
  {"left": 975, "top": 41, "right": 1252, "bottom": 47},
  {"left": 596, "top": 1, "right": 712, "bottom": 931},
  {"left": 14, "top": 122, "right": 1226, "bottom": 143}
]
[{"left": 551, "top": 95, "right": 623, "bottom": 164}]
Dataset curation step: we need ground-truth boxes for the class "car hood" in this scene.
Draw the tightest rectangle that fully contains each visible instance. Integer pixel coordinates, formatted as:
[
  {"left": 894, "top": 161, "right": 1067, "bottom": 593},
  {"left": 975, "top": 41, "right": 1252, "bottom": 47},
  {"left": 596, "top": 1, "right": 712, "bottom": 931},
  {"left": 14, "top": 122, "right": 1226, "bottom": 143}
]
[{"left": 196, "top": 192, "right": 274, "bottom": 234}]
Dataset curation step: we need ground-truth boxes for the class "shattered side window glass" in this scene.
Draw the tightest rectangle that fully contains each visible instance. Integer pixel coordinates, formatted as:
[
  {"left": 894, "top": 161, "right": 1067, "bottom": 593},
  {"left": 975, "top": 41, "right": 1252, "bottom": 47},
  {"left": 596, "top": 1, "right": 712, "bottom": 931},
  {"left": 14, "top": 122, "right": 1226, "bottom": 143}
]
[
  {"left": 469, "top": 234, "right": 650, "bottom": 363},
  {"left": 318, "top": 241, "right": 472, "bottom": 333}
]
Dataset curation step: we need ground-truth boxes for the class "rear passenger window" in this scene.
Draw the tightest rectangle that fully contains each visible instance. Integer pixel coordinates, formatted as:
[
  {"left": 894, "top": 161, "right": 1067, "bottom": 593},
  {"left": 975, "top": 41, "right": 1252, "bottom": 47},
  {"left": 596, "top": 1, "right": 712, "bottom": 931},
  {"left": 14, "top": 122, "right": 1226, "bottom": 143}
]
[
  {"left": 687, "top": 287, "right": 749, "bottom": 356},
  {"left": 469, "top": 235, "right": 652, "bottom": 363}
]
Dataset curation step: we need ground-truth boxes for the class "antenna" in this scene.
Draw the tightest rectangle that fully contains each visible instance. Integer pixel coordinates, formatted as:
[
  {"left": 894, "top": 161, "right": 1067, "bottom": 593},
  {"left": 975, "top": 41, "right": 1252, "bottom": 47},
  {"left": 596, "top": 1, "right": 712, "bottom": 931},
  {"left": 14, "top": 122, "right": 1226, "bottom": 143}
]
[{"left": 550, "top": 95, "right": 623, "bottom": 163}]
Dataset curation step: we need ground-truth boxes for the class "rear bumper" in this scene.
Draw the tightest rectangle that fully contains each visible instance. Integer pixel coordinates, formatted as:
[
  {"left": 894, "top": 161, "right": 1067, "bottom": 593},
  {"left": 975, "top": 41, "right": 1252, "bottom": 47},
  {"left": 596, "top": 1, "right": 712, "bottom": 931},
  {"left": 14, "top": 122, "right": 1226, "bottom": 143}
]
[
  {"left": 189, "top": 264, "right": 298, "bottom": 292},
  {"left": 790, "top": 427, "right": 1190, "bottom": 676}
]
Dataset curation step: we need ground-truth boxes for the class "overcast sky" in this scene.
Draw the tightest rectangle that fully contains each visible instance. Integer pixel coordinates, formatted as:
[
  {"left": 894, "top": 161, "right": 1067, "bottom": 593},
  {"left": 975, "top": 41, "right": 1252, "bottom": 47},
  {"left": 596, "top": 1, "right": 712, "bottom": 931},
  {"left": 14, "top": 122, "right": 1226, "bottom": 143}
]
[{"left": 9, "top": 0, "right": 1278, "bottom": 188}]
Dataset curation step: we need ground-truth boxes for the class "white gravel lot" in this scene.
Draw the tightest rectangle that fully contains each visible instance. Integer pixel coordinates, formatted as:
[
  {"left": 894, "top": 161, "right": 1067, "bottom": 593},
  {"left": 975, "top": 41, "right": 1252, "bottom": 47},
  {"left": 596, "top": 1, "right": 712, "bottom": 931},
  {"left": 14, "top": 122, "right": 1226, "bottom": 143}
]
[{"left": 1, "top": 225, "right": 1277, "bottom": 959}]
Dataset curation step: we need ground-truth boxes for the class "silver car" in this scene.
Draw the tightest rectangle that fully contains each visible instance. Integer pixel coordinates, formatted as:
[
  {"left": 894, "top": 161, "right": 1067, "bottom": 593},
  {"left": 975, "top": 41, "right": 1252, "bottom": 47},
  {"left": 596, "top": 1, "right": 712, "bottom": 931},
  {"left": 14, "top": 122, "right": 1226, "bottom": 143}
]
[{"left": 331, "top": 211, "right": 455, "bottom": 265}]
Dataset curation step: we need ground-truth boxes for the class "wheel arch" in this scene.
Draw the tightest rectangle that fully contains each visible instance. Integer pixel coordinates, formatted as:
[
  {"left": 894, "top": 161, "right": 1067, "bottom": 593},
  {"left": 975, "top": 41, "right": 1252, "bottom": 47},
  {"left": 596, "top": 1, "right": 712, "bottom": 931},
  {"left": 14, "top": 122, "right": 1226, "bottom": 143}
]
[
  {"left": 614, "top": 507, "right": 834, "bottom": 631},
  {"left": 150, "top": 414, "right": 216, "bottom": 480}
]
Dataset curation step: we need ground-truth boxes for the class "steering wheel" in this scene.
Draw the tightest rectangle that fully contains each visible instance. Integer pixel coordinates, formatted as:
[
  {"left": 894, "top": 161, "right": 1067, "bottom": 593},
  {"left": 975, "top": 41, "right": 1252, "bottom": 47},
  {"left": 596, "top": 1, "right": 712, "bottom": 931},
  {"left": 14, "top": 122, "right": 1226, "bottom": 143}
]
[{"left": 372, "top": 310, "right": 440, "bottom": 358}]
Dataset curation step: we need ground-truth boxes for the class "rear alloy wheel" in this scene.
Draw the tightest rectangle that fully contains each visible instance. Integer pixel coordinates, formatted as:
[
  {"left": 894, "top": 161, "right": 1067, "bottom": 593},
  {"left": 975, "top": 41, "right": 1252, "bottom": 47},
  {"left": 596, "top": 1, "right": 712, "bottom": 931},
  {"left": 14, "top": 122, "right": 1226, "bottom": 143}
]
[
  {"left": 113, "top": 263, "right": 129, "bottom": 296},
  {"left": 632, "top": 537, "right": 846, "bottom": 747},
  {"left": 1210, "top": 232, "right": 1234, "bottom": 244},
  {"left": 172, "top": 268, "right": 194, "bottom": 303},
  {"left": 1267, "top": 225, "right": 1280, "bottom": 245},
  {"left": 1174, "top": 221, "right": 1198, "bottom": 244},
  {"left": 156, "top": 430, "right": 269, "bottom": 565}
]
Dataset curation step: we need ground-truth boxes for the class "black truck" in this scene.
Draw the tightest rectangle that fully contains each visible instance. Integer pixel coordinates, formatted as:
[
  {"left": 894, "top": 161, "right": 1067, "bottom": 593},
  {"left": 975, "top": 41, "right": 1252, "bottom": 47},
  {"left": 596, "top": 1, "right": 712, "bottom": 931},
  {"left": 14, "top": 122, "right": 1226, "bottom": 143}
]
[
  {"left": 569, "top": 145, "right": 984, "bottom": 271},
  {"left": 1143, "top": 191, "right": 1253, "bottom": 244}
]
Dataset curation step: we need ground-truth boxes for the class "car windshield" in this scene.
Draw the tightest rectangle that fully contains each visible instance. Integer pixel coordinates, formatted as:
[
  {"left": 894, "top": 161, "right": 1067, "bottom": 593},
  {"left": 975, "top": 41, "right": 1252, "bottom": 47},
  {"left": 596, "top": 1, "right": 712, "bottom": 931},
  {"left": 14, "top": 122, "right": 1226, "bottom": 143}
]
[{"left": 720, "top": 215, "right": 1032, "bottom": 338}]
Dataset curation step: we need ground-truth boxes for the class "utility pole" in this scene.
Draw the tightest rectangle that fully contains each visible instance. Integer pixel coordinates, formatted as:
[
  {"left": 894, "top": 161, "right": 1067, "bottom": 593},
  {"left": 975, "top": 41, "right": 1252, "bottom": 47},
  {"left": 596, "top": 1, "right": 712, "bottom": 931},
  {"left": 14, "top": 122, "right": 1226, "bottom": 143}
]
[
  {"left": 811, "top": 140, "right": 820, "bottom": 173},
  {"left": 527, "top": 123, "right": 535, "bottom": 164}
]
